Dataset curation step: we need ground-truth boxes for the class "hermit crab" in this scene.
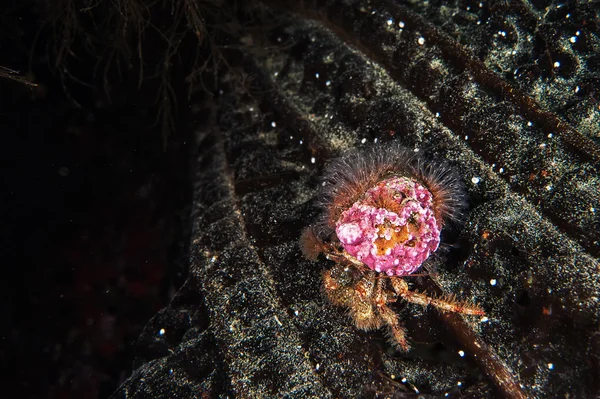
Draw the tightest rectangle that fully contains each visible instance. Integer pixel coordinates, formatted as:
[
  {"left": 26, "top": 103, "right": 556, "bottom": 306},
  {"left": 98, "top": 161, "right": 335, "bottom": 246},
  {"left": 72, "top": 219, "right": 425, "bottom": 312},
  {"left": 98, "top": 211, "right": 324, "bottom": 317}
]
[{"left": 300, "top": 143, "right": 484, "bottom": 351}]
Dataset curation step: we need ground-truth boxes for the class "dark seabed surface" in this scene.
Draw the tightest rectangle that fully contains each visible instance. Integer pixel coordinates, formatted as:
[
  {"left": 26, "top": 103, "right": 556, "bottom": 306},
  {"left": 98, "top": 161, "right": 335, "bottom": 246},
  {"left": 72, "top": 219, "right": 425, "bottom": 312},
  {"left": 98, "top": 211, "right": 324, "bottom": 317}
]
[
  {"left": 3, "top": 0, "right": 598, "bottom": 398},
  {"left": 114, "top": 1, "right": 599, "bottom": 398}
]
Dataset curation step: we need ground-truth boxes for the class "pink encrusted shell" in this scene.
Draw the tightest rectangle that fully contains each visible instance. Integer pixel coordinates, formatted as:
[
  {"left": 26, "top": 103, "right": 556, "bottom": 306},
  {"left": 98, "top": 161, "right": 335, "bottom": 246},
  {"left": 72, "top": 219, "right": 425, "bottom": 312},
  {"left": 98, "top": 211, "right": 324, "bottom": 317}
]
[{"left": 335, "top": 176, "right": 441, "bottom": 276}]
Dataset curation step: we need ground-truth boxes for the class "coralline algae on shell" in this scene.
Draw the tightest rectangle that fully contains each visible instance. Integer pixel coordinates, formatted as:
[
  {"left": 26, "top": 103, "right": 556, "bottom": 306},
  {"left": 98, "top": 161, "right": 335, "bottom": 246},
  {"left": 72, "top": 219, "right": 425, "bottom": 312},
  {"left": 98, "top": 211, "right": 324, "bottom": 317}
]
[{"left": 335, "top": 176, "right": 441, "bottom": 276}]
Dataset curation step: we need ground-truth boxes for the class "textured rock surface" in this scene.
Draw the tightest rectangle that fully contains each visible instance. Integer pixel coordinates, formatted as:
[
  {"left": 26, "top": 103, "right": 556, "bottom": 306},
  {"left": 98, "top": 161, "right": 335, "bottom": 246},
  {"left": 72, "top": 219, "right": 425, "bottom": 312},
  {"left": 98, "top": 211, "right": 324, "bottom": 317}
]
[{"left": 113, "top": 1, "right": 600, "bottom": 398}]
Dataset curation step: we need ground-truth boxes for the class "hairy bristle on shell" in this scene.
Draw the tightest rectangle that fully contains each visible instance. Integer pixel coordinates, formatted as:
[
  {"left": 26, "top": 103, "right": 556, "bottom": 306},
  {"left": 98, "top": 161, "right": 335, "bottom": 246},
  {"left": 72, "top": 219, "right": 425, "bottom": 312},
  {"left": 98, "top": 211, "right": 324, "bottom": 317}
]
[
  {"left": 299, "top": 227, "right": 326, "bottom": 261},
  {"left": 316, "top": 142, "right": 467, "bottom": 236}
]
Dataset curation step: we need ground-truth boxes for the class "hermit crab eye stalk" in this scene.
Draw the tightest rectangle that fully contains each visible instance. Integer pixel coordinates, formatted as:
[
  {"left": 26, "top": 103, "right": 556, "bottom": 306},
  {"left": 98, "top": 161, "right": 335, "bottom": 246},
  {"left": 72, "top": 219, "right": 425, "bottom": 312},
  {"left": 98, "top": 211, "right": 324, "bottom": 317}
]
[{"left": 303, "top": 142, "right": 467, "bottom": 275}]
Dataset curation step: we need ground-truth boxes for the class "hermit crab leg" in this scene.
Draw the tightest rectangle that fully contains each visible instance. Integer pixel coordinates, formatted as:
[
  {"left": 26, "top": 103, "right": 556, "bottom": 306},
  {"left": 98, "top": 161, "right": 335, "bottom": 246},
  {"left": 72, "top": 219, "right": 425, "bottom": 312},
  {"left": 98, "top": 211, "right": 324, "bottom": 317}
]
[
  {"left": 389, "top": 278, "right": 485, "bottom": 316},
  {"left": 373, "top": 277, "right": 410, "bottom": 351}
]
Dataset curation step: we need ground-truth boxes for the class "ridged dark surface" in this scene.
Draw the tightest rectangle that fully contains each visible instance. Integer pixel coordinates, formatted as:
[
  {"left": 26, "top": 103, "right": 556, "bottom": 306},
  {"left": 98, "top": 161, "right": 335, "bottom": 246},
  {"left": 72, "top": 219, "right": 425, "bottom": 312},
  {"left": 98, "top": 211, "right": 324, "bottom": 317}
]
[{"left": 113, "top": 1, "right": 600, "bottom": 398}]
